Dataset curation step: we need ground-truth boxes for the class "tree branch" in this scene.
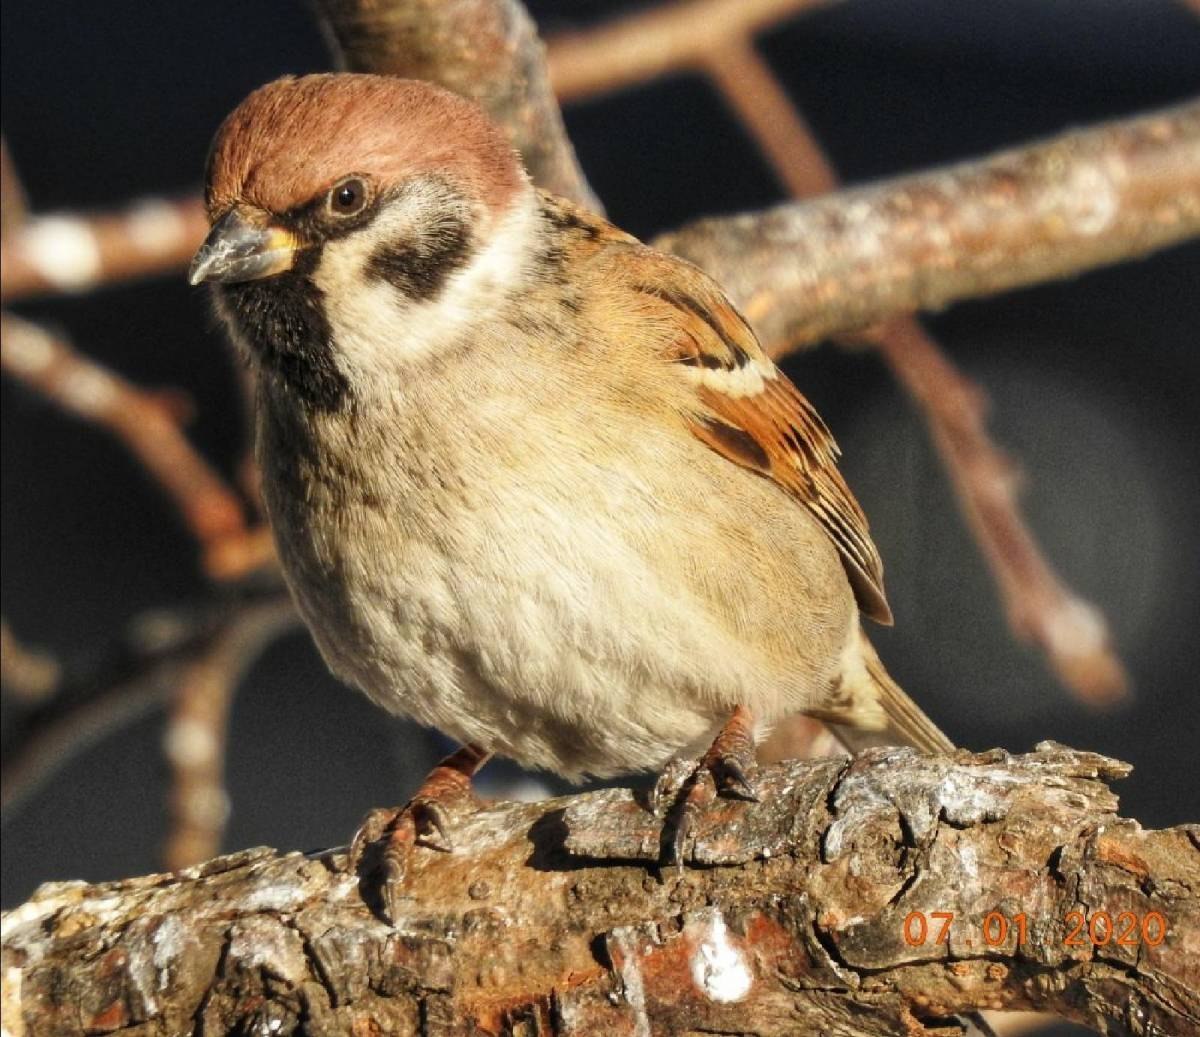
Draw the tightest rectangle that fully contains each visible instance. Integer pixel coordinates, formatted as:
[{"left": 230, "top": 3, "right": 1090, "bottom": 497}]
[
  {"left": 654, "top": 101, "right": 1200, "bottom": 355},
  {"left": 545, "top": 0, "right": 833, "bottom": 102},
  {"left": 162, "top": 599, "right": 300, "bottom": 871},
  {"left": 0, "top": 195, "right": 208, "bottom": 301},
  {"left": 3, "top": 745, "right": 1195, "bottom": 1035},
  {"left": 0, "top": 137, "right": 30, "bottom": 236},
  {"left": 0, "top": 106, "right": 1193, "bottom": 342},
  {"left": 0, "top": 588, "right": 296, "bottom": 820},
  {"left": 0, "top": 314, "right": 277, "bottom": 581},
  {"left": 0, "top": 618, "right": 61, "bottom": 705},
  {"left": 692, "top": 37, "right": 1129, "bottom": 702},
  {"left": 868, "top": 317, "right": 1127, "bottom": 700}
]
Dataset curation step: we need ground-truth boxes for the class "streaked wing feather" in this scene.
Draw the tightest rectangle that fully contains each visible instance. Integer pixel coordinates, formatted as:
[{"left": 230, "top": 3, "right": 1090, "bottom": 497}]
[
  {"left": 624, "top": 248, "right": 892, "bottom": 624},
  {"left": 542, "top": 191, "right": 892, "bottom": 624}
]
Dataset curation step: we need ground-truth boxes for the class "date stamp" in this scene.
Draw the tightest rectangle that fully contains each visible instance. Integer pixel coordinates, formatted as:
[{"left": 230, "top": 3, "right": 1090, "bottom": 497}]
[{"left": 901, "top": 910, "right": 1167, "bottom": 948}]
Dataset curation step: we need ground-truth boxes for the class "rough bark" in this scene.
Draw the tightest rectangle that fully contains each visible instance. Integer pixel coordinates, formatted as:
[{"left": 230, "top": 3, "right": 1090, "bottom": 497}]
[
  {"left": 654, "top": 101, "right": 1200, "bottom": 356},
  {"left": 3, "top": 744, "right": 1196, "bottom": 1036}
]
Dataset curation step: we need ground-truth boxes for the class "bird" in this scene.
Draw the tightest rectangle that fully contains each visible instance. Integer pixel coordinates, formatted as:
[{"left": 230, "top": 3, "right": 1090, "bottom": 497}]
[{"left": 191, "top": 72, "right": 954, "bottom": 913}]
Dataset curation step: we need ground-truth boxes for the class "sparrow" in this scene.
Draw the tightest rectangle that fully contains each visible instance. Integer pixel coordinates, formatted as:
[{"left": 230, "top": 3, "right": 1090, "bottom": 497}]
[{"left": 191, "top": 73, "right": 954, "bottom": 905}]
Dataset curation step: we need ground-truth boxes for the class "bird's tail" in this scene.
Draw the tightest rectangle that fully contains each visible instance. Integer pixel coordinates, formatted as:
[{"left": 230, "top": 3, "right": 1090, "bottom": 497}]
[{"left": 824, "top": 625, "right": 955, "bottom": 755}]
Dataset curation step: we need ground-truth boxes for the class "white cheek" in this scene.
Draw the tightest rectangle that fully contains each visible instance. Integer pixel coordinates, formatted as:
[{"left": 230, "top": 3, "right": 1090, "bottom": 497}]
[
  {"left": 316, "top": 270, "right": 412, "bottom": 379},
  {"left": 310, "top": 203, "right": 420, "bottom": 378},
  {"left": 312, "top": 188, "right": 537, "bottom": 387}
]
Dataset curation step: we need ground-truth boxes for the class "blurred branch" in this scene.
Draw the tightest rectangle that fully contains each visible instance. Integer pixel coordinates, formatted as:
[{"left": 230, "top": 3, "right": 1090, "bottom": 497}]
[
  {"left": 0, "top": 195, "right": 208, "bottom": 301},
  {"left": 656, "top": 100, "right": 1200, "bottom": 351},
  {"left": 0, "top": 314, "right": 267, "bottom": 579},
  {"left": 869, "top": 317, "right": 1127, "bottom": 700},
  {"left": 315, "top": 0, "right": 602, "bottom": 210},
  {"left": 0, "top": 619, "right": 61, "bottom": 705},
  {"left": 4, "top": 745, "right": 1195, "bottom": 1034},
  {"left": 1, "top": 588, "right": 296, "bottom": 819},
  {"left": 982, "top": 1011, "right": 1060, "bottom": 1037},
  {"left": 162, "top": 598, "right": 299, "bottom": 871},
  {"left": 695, "top": 39, "right": 1129, "bottom": 702},
  {"left": 0, "top": 137, "right": 30, "bottom": 235},
  {"left": 700, "top": 36, "right": 837, "bottom": 197},
  {"left": 546, "top": 0, "right": 834, "bottom": 101}
]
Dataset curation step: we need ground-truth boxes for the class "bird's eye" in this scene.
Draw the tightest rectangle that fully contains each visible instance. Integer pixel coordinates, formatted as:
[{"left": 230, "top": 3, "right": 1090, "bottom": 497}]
[{"left": 328, "top": 177, "right": 368, "bottom": 217}]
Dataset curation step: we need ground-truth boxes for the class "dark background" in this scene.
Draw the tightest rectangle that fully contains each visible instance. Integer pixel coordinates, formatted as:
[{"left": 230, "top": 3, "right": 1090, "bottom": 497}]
[{"left": 2, "top": 3, "right": 1198, "bottom": 1020}]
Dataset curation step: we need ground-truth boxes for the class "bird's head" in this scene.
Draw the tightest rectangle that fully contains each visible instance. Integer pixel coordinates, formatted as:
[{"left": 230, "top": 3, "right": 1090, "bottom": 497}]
[{"left": 191, "top": 73, "right": 531, "bottom": 410}]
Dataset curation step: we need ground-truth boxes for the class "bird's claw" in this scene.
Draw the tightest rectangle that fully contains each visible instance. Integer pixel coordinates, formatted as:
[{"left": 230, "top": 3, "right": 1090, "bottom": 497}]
[
  {"left": 652, "top": 706, "right": 761, "bottom": 868},
  {"left": 712, "top": 752, "right": 759, "bottom": 802},
  {"left": 344, "top": 743, "right": 491, "bottom": 923},
  {"left": 412, "top": 798, "right": 455, "bottom": 853},
  {"left": 650, "top": 756, "right": 701, "bottom": 817}
]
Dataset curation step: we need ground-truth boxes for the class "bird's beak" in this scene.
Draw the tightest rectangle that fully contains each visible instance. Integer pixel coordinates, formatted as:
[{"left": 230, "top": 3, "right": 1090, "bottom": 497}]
[{"left": 188, "top": 207, "right": 301, "bottom": 286}]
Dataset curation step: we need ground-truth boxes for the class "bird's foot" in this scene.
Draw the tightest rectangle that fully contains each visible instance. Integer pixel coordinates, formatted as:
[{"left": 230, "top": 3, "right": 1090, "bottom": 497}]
[
  {"left": 651, "top": 705, "right": 759, "bottom": 867},
  {"left": 346, "top": 742, "right": 491, "bottom": 923}
]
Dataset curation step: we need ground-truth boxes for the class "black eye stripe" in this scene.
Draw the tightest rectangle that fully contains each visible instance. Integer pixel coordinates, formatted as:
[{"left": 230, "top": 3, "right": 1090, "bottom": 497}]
[{"left": 272, "top": 179, "right": 379, "bottom": 243}]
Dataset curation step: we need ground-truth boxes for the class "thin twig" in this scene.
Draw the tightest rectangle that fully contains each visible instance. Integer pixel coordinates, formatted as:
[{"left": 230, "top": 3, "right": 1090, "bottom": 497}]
[
  {"left": 0, "top": 314, "right": 255, "bottom": 577},
  {"left": 1, "top": 589, "right": 296, "bottom": 819},
  {"left": 870, "top": 317, "right": 1127, "bottom": 699},
  {"left": 701, "top": 37, "right": 837, "bottom": 197},
  {"left": 696, "top": 42, "right": 1129, "bottom": 701},
  {"left": 0, "top": 194, "right": 208, "bottom": 301},
  {"left": 162, "top": 598, "right": 300, "bottom": 871},
  {"left": 546, "top": 0, "right": 833, "bottom": 101},
  {"left": 0, "top": 137, "right": 30, "bottom": 235}
]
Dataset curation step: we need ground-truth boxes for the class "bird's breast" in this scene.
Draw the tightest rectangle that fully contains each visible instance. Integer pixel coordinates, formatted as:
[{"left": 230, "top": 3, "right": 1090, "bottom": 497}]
[{"left": 253, "top": 375, "right": 855, "bottom": 777}]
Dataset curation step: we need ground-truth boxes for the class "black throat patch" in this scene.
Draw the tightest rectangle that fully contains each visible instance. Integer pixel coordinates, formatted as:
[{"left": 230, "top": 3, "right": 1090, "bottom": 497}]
[{"left": 217, "top": 251, "right": 349, "bottom": 413}]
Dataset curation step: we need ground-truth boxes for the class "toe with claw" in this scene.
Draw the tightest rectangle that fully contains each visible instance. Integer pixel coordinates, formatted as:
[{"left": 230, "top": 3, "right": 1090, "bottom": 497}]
[
  {"left": 653, "top": 705, "right": 760, "bottom": 866},
  {"left": 345, "top": 743, "right": 491, "bottom": 923}
]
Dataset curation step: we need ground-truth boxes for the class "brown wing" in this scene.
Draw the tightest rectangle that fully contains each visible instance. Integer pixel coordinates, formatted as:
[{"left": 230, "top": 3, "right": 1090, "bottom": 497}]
[{"left": 605, "top": 234, "right": 892, "bottom": 624}]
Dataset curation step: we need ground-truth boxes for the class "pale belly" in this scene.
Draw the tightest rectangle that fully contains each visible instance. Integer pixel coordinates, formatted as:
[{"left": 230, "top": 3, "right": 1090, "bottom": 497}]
[{"left": 266, "top": 419, "right": 855, "bottom": 780}]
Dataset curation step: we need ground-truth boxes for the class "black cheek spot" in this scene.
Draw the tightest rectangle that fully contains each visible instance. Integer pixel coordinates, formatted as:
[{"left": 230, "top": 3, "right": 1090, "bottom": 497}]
[{"left": 366, "top": 216, "right": 474, "bottom": 301}]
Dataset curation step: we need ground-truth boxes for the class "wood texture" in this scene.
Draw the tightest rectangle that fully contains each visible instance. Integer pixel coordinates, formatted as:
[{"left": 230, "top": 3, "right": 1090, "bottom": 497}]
[
  {"left": 654, "top": 102, "right": 1200, "bottom": 356},
  {"left": 4, "top": 745, "right": 1196, "bottom": 1035}
]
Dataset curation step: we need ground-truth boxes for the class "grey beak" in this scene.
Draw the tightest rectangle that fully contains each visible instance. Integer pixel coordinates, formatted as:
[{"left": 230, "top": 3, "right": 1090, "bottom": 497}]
[{"left": 188, "top": 208, "right": 300, "bottom": 286}]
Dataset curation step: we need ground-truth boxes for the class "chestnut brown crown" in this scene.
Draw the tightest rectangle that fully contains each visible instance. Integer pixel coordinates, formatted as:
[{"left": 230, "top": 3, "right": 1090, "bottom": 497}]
[{"left": 204, "top": 73, "right": 525, "bottom": 220}]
